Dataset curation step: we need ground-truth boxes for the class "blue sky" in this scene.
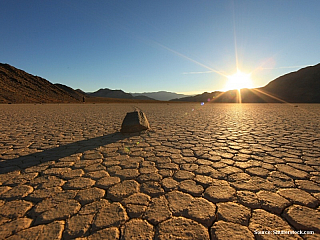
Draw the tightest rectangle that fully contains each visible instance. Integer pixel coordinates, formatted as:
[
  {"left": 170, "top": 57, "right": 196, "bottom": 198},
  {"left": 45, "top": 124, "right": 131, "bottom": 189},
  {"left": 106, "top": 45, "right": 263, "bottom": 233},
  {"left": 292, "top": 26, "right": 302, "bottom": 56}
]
[{"left": 1, "top": 0, "right": 319, "bottom": 94}]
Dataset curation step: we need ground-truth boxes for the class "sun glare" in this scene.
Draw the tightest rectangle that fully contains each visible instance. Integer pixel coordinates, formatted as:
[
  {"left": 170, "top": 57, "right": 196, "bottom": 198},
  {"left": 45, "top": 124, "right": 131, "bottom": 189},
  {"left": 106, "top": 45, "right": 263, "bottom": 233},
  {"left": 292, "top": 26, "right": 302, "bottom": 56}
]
[{"left": 225, "top": 70, "right": 253, "bottom": 91}]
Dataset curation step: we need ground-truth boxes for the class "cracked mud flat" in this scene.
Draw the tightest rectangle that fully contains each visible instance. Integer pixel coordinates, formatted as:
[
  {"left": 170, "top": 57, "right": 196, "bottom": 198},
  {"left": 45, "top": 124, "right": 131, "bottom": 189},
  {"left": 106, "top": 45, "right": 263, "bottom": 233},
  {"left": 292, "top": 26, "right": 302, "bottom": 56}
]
[{"left": 0, "top": 103, "right": 319, "bottom": 239}]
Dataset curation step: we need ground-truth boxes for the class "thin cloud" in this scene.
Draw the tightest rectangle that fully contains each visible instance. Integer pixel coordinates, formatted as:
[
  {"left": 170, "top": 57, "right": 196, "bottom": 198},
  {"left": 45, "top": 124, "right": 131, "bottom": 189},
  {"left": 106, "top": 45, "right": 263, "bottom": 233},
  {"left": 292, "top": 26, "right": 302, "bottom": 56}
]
[{"left": 182, "top": 70, "right": 216, "bottom": 75}]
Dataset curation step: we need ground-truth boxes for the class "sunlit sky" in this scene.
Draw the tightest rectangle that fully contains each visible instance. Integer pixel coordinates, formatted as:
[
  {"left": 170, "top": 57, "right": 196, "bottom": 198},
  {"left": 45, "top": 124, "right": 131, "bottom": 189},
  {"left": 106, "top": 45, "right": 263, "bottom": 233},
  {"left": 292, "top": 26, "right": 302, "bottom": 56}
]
[{"left": 1, "top": 1, "right": 319, "bottom": 94}]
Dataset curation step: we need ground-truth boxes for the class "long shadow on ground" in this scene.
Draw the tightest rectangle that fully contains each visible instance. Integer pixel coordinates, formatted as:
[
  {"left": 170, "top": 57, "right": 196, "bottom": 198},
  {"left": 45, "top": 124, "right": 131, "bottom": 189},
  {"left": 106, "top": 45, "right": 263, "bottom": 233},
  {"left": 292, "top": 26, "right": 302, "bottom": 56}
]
[{"left": 0, "top": 132, "right": 129, "bottom": 174}]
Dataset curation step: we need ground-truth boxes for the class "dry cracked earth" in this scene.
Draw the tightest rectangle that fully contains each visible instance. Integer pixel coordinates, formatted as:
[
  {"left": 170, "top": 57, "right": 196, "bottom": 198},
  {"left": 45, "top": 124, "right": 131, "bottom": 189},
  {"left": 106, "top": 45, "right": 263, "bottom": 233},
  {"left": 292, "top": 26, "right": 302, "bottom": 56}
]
[{"left": 0, "top": 103, "right": 320, "bottom": 240}]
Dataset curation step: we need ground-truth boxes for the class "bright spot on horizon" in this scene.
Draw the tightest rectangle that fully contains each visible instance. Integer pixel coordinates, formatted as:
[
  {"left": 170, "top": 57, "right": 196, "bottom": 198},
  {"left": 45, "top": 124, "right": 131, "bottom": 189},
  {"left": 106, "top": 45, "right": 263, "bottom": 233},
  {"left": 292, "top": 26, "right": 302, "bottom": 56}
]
[{"left": 224, "top": 70, "right": 253, "bottom": 91}]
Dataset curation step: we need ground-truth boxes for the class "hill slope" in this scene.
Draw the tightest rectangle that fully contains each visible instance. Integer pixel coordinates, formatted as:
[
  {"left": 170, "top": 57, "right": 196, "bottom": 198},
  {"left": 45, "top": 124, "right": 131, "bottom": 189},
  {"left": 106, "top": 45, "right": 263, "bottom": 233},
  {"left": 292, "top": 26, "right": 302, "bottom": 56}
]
[{"left": 0, "top": 63, "right": 81, "bottom": 103}]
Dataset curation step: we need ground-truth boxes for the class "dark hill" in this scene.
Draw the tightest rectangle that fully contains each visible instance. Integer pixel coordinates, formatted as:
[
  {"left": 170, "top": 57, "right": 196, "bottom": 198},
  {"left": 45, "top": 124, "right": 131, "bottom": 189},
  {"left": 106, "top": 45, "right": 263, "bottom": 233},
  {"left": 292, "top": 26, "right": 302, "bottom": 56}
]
[
  {"left": 262, "top": 63, "right": 320, "bottom": 102},
  {"left": 0, "top": 63, "right": 81, "bottom": 103}
]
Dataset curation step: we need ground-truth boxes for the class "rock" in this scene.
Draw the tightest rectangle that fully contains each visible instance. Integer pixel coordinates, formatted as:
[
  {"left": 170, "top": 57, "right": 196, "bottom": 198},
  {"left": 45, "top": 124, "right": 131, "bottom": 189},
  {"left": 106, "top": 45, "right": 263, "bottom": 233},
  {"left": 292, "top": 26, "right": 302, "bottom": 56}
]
[
  {"left": 121, "top": 219, "right": 154, "bottom": 240},
  {"left": 295, "top": 180, "right": 320, "bottom": 193},
  {"left": 0, "top": 218, "right": 32, "bottom": 239},
  {"left": 0, "top": 200, "right": 33, "bottom": 218},
  {"left": 123, "top": 193, "right": 151, "bottom": 218},
  {"left": 217, "top": 202, "right": 251, "bottom": 226},
  {"left": 34, "top": 198, "right": 81, "bottom": 224},
  {"left": 257, "top": 190, "right": 291, "bottom": 214},
  {"left": 95, "top": 176, "right": 121, "bottom": 189},
  {"left": 141, "top": 181, "right": 164, "bottom": 197},
  {"left": 276, "top": 164, "right": 309, "bottom": 179},
  {"left": 267, "top": 171, "right": 295, "bottom": 188},
  {"left": 120, "top": 110, "right": 150, "bottom": 133},
  {"left": 249, "top": 209, "right": 301, "bottom": 240},
  {"left": 237, "top": 191, "right": 261, "bottom": 208},
  {"left": 126, "top": 204, "right": 148, "bottom": 218},
  {"left": 194, "top": 175, "right": 214, "bottom": 187},
  {"left": 211, "top": 221, "right": 255, "bottom": 240},
  {"left": 114, "top": 168, "right": 140, "bottom": 180},
  {"left": 166, "top": 191, "right": 194, "bottom": 216},
  {"left": 29, "top": 175, "right": 66, "bottom": 189},
  {"left": 138, "top": 173, "right": 162, "bottom": 183},
  {"left": 0, "top": 185, "right": 33, "bottom": 200},
  {"left": 283, "top": 205, "right": 320, "bottom": 232},
  {"left": 107, "top": 180, "right": 140, "bottom": 201},
  {"left": 230, "top": 176, "right": 276, "bottom": 192},
  {"left": 92, "top": 202, "right": 128, "bottom": 230},
  {"left": 204, "top": 179, "right": 236, "bottom": 203},
  {"left": 144, "top": 196, "right": 171, "bottom": 224},
  {"left": 63, "top": 177, "right": 95, "bottom": 190},
  {"left": 6, "top": 221, "right": 64, "bottom": 240},
  {"left": 156, "top": 217, "right": 210, "bottom": 240},
  {"left": 64, "top": 214, "right": 94, "bottom": 239},
  {"left": 161, "top": 177, "right": 179, "bottom": 191},
  {"left": 79, "top": 199, "right": 110, "bottom": 215},
  {"left": 277, "top": 188, "right": 319, "bottom": 208},
  {"left": 122, "top": 193, "right": 151, "bottom": 206},
  {"left": 178, "top": 180, "right": 204, "bottom": 197},
  {"left": 60, "top": 169, "right": 85, "bottom": 180},
  {"left": 25, "top": 187, "right": 62, "bottom": 202},
  {"left": 186, "top": 198, "right": 216, "bottom": 227},
  {"left": 85, "top": 170, "right": 109, "bottom": 180},
  {"left": 173, "top": 170, "right": 195, "bottom": 181},
  {"left": 75, "top": 187, "right": 105, "bottom": 204},
  {"left": 87, "top": 227, "right": 119, "bottom": 240}
]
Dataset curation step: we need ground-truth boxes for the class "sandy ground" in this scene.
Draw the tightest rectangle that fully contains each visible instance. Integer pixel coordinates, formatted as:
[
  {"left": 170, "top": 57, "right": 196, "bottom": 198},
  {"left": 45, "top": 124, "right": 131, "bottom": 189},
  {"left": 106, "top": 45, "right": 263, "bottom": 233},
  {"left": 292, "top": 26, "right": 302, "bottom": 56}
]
[{"left": 0, "top": 103, "right": 319, "bottom": 239}]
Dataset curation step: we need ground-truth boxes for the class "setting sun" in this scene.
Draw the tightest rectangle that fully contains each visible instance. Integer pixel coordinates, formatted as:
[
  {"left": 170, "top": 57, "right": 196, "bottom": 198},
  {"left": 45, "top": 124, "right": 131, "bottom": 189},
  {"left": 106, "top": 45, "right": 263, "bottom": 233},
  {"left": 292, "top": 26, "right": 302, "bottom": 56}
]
[{"left": 224, "top": 70, "right": 253, "bottom": 91}]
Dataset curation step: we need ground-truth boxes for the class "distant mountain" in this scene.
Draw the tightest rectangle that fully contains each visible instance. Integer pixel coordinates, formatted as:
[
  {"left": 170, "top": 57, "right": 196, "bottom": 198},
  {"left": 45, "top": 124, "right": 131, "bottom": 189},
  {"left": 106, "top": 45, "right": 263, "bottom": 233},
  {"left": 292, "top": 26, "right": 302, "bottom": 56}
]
[
  {"left": 132, "top": 95, "right": 155, "bottom": 100},
  {"left": 171, "top": 63, "right": 320, "bottom": 103},
  {"left": 89, "top": 88, "right": 156, "bottom": 100},
  {"left": 0, "top": 63, "right": 82, "bottom": 103},
  {"left": 88, "top": 88, "right": 132, "bottom": 99},
  {"left": 170, "top": 91, "right": 222, "bottom": 102},
  {"left": 132, "top": 91, "right": 192, "bottom": 101}
]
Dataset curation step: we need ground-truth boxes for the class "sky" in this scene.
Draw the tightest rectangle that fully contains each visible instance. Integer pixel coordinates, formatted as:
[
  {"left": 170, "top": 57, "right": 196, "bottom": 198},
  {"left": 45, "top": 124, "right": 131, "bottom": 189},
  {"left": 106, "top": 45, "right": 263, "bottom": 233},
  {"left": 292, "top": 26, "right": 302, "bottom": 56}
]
[{"left": 1, "top": 0, "right": 319, "bottom": 95}]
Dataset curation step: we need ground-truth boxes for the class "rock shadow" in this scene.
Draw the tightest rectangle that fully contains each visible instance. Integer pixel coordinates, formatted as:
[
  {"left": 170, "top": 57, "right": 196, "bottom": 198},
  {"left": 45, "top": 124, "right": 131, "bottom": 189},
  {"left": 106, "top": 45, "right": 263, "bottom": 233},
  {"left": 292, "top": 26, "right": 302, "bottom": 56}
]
[{"left": 0, "top": 132, "right": 129, "bottom": 174}]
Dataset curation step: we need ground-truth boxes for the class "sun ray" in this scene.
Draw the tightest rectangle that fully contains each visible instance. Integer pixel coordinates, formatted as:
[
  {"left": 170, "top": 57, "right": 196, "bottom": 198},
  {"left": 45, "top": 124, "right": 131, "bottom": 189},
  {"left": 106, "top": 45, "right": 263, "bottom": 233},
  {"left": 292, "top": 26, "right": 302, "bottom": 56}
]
[
  {"left": 251, "top": 88, "right": 289, "bottom": 104},
  {"left": 232, "top": 2, "right": 239, "bottom": 71},
  {"left": 153, "top": 41, "right": 227, "bottom": 78}
]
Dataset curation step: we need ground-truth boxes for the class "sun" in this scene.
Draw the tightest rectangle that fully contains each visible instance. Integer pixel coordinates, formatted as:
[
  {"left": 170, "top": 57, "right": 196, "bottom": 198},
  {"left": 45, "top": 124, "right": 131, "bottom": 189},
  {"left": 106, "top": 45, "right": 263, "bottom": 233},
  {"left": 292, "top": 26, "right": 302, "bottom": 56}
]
[{"left": 224, "top": 70, "right": 253, "bottom": 91}]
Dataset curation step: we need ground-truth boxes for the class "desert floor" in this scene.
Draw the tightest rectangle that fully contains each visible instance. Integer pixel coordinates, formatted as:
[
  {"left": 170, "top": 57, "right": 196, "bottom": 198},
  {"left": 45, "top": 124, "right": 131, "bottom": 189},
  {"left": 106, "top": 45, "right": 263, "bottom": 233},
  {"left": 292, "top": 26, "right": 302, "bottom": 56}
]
[{"left": 0, "top": 103, "right": 319, "bottom": 239}]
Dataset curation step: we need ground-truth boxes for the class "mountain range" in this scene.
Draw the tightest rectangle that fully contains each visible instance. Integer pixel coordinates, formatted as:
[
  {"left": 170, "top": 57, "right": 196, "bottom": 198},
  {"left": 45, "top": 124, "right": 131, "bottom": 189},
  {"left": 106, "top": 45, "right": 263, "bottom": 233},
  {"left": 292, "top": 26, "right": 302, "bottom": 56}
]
[
  {"left": 131, "top": 91, "right": 191, "bottom": 101},
  {"left": 0, "top": 63, "right": 158, "bottom": 103},
  {"left": 0, "top": 62, "right": 319, "bottom": 103}
]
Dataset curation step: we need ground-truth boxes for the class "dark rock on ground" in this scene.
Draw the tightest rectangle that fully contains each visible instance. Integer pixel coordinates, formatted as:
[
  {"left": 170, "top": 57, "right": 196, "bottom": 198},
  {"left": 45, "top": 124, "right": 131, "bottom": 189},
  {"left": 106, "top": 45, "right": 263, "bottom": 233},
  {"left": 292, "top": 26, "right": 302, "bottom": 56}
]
[{"left": 120, "top": 110, "right": 150, "bottom": 133}]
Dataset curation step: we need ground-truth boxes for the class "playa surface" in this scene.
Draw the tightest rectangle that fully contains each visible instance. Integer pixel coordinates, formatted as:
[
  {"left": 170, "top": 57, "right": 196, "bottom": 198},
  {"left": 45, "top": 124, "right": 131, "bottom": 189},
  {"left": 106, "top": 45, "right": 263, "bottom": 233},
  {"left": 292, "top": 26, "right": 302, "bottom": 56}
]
[{"left": 0, "top": 103, "right": 319, "bottom": 239}]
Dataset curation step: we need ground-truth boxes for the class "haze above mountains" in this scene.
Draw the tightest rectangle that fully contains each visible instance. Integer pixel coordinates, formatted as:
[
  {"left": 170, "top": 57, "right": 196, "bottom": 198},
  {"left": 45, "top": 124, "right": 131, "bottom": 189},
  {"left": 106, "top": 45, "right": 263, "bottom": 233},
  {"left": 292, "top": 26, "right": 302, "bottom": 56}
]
[{"left": 0, "top": 62, "right": 319, "bottom": 103}]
